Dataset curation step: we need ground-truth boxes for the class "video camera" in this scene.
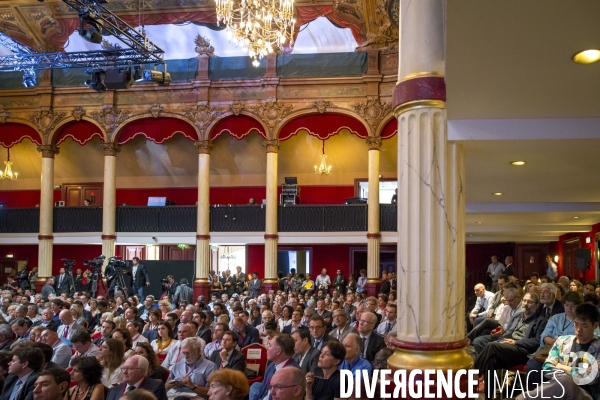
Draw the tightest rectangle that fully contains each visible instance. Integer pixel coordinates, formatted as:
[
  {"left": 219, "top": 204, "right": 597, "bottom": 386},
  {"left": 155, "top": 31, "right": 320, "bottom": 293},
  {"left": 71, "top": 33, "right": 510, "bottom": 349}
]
[
  {"left": 61, "top": 258, "right": 75, "bottom": 274},
  {"left": 84, "top": 255, "right": 106, "bottom": 272},
  {"left": 107, "top": 256, "right": 128, "bottom": 273}
]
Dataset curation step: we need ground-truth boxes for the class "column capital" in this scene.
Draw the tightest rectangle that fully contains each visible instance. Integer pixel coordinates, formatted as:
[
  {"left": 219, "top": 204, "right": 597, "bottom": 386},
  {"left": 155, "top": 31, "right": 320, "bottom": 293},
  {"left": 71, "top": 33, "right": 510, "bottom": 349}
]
[
  {"left": 262, "top": 139, "right": 279, "bottom": 153},
  {"left": 194, "top": 140, "right": 213, "bottom": 154},
  {"left": 37, "top": 145, "right": 60, "bottom": 158},
  {"left": 101, "top": 143, "right": 121, "bottom": 156},
  {"left": 366, "top": 136, "right": 382, "bottom": 150}
]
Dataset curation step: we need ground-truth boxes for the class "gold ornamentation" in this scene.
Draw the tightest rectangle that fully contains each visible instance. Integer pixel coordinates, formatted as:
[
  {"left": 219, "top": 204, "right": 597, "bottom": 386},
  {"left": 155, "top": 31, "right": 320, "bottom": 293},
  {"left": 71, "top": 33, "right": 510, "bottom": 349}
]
[
  {"left": 101, "top": 142, "right": 121, "bottom": 157},
  {"left": 356, "top": 0, "right": 398, "bottom": 52},
  {"left": 393, "top": 100, "right": 446, "bottom": 118},
  {"left": 194, "top": 34, "right": 214, "bottom": 56},
  {"left": 90, "top": 105, "right": 131, "bottom": 136},
  {"left": 366, "top": 136, "right": 382, "bottom": 150},
  {"left": 262, "top": 139, "right": 279, "bottom": 153},
  {"left": 230, "top": 101, "right": 243, "bottom": 116},
  {"left": 29, "top": 107, "right": 66, "bottom": 137},
  {"left": 182, "top": 102, "right": 222, "bottom": 134},
  {"left": 352, "top": 98, "right": 392, "bottom": 132},
  {"left": 148, "top": 103, "right": 165, "bottom": 118},
  {"left": 0, "top": 109, "right": 12, "bottom": 124},
  {"left": 71, "top": 106, "right": 86, "bottom": 121},
  {"left": 251, "top": 100, "right": 293, "bottom": 133},
  {"left": 313, "top": 100, "right": 333, "bottom": 114},
  {"left": 194, "top": 140, "right": 213, "bottom": 154},
  {"left": 37, "top": 144, "right": 60, "bottom": 158}
]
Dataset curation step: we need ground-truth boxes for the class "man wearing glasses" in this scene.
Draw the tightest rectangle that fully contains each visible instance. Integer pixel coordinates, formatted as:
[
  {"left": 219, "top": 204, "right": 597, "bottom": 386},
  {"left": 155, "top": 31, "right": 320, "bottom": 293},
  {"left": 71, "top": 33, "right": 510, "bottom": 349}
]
[
  {"left": 106, "top": 356, "right": 166, "bottom": 400},
  {"left": 358, "top": 311, "right": 385, "bottom": 362},
  {"left": 330, "top": 310, "right": 357, "bottom": 342},
  {"left": 309, "top": 315, "right": 337, "bottom": 351},
  {"left": 269, "top": 367, "right": 305, "bottom": 400},
  {"left": 250, "top": 334, "right": 299, "bottom": 400}
]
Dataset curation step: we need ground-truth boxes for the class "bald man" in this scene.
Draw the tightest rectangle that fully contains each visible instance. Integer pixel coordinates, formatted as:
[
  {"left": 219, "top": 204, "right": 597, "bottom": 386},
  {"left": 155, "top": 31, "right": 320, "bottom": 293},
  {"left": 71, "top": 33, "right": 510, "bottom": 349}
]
[
  {"left": 269, "top": 367, "right": 305, "bottom": 400},
  {"left": 40, "top": 329, "right": 71, "bottom": 368},
  {"left": 468, "top": 283, "right": 494, "bottom": 330}
]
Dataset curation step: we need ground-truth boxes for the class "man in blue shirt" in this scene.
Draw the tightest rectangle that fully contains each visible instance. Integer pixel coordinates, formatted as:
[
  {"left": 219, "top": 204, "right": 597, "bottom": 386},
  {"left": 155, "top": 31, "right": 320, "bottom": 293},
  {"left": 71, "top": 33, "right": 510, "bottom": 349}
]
[{"left": 339, "top": 333, "right": 372, "bottom": 375}]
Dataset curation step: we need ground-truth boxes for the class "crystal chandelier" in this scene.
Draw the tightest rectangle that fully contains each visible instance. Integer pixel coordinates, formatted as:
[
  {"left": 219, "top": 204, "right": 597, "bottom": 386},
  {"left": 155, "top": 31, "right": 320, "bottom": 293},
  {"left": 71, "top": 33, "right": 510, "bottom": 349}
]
[
  {"left": 215, "top": 0, "right": 296, "bottom": 67},
  {"left": 0, "top": 148, "right": 17, "bottom": 180},
  {"left": 314, "top": 140, "right": 332, "bottom": 175}
]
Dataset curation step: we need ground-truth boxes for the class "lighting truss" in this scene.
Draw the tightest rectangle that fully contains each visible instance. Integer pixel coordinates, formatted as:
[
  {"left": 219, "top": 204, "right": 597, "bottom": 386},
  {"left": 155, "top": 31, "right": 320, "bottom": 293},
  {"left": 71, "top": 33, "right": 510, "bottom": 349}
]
[{"left": 0, "top": 33, "right": 35, "bottom": 54}]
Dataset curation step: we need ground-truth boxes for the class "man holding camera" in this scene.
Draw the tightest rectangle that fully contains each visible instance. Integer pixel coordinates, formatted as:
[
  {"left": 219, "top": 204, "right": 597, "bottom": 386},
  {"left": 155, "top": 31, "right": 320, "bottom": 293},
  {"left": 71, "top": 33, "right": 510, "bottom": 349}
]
[{"left": 127, "top": 257, "right": 150, "bottom": 297}]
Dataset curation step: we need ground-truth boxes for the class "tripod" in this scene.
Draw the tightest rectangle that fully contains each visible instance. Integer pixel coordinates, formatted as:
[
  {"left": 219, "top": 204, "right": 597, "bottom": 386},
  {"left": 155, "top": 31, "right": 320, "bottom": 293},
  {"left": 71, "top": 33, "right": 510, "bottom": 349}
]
[
  {"left": 109, "top": 270, "right": 128, "bottom": 297},
  {"left": 91, "top": 267, "right": 106, "bottom": 298}
]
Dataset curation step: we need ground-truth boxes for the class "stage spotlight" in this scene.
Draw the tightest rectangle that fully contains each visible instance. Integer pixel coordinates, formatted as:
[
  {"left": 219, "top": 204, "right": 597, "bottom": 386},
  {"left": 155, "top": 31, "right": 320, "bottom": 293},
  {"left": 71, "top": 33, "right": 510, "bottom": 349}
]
[
  {"left": 22, "top": 69, "right": 36, "bottom": 88},
  {"left": 105, "top": 67, "right": 133, "bottom": 89},
  {"left": 142, "top": 67, "right": 171, "bottom": 86},
  {"left": 78, "top": 12, "right": 103, "bottom": 44},
  {"left": 84, "top": 67, "right": 106, "bottom": 92}
]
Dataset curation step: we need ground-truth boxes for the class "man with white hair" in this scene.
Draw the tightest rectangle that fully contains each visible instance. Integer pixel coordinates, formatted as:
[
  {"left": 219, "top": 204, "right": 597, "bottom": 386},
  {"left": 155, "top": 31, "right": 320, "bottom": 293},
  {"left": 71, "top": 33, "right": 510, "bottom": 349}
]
[
  {"left": 106, "top": 356, "right": 167, "bottom": 400},
  {"left": 166, "top": 338, "right": 216, "bottom": 398},
  {"left": 535, "top": 283, "right": 564, "bottom": 320}
]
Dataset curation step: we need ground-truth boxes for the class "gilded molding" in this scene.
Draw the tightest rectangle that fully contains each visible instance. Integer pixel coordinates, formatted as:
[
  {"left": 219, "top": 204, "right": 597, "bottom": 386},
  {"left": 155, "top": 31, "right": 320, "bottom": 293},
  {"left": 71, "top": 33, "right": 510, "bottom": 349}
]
[
  {"left": 366, "top": 136, "right": 382, "bottom": 150},
  {"left": 352, "top": 97, "right": 392, "bottom": 132},
  {"left": 37, "top": 144, "right": 60, "bottom": 158},
  {"left": 194, "top": 140, "right": 213, "bottom": 154},
  {"left": 393, "top": 99, "right": 446, "bottom": 118},
  {"left": 182, "top": 102, "right": 222, "bottom": 134},
  {"left": 312, "top": 100, "right": 333, "bottom": 113},
  {"left": 101, "top": 142, "right": 121, "bottom": 156},
  {"left": 90, "top": 105, "right": 131, "bottom": 136},
  {"left": 251, "top": 100, "right": 294, "bottom": 134},
  {"left": 71, "top": 106, "right": 86, "bottom": 121},
  {"left": 230, "top": 101, "right": 243, "bottom": 116},
  {"left": 262, "top": 139, "right": 280, "bottom": 153},
  {"left": 0, "top": 109, "right": 12, "bottom": 123},
  {"left": 148, "top": 103, "right": 166, "bottom": 118},
  {"left": 29, "top": 107, "right": 67, "bottom": 137}
]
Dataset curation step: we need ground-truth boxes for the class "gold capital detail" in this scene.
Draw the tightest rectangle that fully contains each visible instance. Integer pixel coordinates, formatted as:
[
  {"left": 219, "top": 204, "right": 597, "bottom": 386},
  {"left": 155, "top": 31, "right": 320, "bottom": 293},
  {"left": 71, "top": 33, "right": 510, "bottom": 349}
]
[
  {"left": 353, "top": 98, "right": 392, "bottom": 133},
  {"left": 90, "top": 105, "right": 131, "bottom": 136},
  {"left": 71, "top": 106, "right": 86, "bottom": 121},
  {"left": 101, "top": 143, "right": 121, "bottom": 156},
  {"left": 251, "top": 100, "right": 294, "bottom": 134},
  {"left": 0, "top": 109, "right": 12, "bottom": 124},
  {"left": 194, "top": 140, "right": 213, "bottom": 154},
  {"left": 37, "top": 145, "right": 60, "bottom": 158},
  {"left": 29, "top": 107, "right": 67, "bottom": 138},
  {"left": 366, "top": 136, "right": 382, "bottom": 150},
  {"left": 262, "top": 139, "right": 279, "bottom": 153},
  {"left": 182, "top": 102, "right": 222, "bottom": 134},
  {"left": 312, "top": 100, "right": 333, "bottom": 114}
]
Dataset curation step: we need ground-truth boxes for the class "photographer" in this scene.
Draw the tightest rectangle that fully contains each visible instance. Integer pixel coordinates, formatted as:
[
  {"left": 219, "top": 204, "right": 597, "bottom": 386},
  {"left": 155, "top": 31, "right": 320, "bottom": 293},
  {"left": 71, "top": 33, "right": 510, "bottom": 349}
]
[{"left": 164, "top": 275, "right": 178, "bottom": 299}]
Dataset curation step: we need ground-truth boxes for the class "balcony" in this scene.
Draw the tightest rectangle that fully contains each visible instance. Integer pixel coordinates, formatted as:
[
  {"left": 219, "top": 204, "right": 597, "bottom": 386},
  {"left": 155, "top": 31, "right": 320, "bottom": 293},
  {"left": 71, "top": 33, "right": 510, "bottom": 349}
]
[{"left": 0, "top": 204, "right": 398, "bottom": 234}]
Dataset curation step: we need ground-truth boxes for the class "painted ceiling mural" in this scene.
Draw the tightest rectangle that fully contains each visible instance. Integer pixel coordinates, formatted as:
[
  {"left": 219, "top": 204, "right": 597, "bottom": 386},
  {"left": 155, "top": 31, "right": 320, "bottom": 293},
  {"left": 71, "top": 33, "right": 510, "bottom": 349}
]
[{"left": 0, "top": 0, "right": 399, "bottom": 56}]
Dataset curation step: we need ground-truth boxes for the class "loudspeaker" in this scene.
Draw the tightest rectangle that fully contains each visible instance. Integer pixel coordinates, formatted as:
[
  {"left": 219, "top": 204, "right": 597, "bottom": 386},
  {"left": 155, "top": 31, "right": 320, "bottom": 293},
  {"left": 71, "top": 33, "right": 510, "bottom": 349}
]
[
  {"left": 576, "top": 248, "right": 592, "bottom": 270},
  {"left": 104, "top": 68, "right": 133, "bottom": 90}
]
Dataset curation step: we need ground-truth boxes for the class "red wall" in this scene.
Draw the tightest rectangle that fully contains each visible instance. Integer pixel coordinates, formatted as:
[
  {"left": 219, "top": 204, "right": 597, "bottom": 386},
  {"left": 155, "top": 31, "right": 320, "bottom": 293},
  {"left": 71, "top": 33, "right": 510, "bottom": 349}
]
[
  {"left": 557, "top": 223, "right": 600, "bottom": 282},
  {"left": 0, "top": 190, "right": 61, "bottom": 208},
  {"left": 0, "top": 244, "right": 102, "bottom": 276}
]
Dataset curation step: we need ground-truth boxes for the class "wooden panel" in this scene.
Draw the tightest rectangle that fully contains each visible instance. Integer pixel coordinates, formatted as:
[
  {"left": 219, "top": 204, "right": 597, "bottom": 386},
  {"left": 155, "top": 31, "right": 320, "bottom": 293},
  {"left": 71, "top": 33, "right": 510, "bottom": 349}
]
[
  {"left": 563, "top": 239, "right": 580, "bottom": 279},
  {"left": 83, "top": 187, "right": 103, "bottom": 206},
  {"left": 65, "top": 187, "right": 82, "bottom": 206},
  {"left": 124, "top": 246, "right": 145, "bottom": 261},
  {"left": 515, "top": 243, "right": 548, "bottom": 279},
  {"left": 62, "top": 183, "right": 104, "bottom": 206},
  {"left": 169, "top": 248, "right": 183, "bottom": 260}
]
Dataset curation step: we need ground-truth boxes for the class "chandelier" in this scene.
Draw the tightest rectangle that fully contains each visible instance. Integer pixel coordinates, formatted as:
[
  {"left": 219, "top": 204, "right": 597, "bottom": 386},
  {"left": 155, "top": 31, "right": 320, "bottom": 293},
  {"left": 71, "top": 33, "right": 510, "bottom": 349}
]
[
  {"left": 215, "top": 0, "right": 296, "bottom": 67},
  {"left": 0, "top": 148, "right": 17, "bottom": 180},
  {"left": 314, "top": 140, "right": 332, "bottom": 175}
]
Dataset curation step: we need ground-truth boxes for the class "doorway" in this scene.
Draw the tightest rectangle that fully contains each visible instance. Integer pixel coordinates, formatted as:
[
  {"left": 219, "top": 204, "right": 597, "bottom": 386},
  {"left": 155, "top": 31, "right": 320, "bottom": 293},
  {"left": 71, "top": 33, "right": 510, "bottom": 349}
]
[
  {"left": 350, "top": 247, "right": 396, "bottom": 278},
  {"left": 62, "top": 183, "right": 103, "bottom": 206}
]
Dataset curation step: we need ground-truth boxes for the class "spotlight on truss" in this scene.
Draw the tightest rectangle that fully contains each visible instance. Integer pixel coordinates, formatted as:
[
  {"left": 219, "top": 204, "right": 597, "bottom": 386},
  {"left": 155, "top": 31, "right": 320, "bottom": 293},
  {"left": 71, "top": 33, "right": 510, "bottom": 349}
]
[
  {"left": 142, "top": 65, "right": 171, "bottom": 86},
  {"left": 22, "top": 69, "right": 36, "bottom": 88},
  {"left": 84, "top": 67, "right": 106, "bottom": 92},
  {"left": 78, "top": 12, "right": 104, "bottom": 44}
]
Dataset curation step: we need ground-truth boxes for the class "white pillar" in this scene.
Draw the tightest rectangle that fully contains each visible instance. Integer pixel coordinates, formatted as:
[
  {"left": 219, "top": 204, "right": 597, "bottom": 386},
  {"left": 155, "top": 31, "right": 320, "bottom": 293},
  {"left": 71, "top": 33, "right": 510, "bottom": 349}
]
[
  {"left": 194, "top": 140, "right": 211, "bottom": 298},
  {"left": 263, "top": 140, "right": 279, "bottom": 291},
  {"left": 101, "top": 143, "right": 120, "bottom": 266},
  {"left": 36, "top": 145, "right": 59, "bottom": 286},
  {"left": 366, "top": 137, "right": 382, "bottom": 293}
]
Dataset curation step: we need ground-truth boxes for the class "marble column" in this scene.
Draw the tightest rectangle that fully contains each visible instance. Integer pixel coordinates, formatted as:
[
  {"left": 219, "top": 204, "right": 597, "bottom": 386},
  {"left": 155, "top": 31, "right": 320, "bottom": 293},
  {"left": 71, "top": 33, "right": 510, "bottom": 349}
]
[
  {"left": 194, "top": 140, "right": 211, "bottom": 300},
  {"left": 365, "top": 136, "right": 382, "bottom": 295},
  {"left": 36, "top": 145, "right": 59, "bottom": 292},
  {"left": 262, "top": 139, "right": 279, "bottom": 293},
  {"left": 101, "top": 143, "right": 120, "bottom": 274},
  {"left": 388, "top": 0, "right": 471, "bottom": 397}
]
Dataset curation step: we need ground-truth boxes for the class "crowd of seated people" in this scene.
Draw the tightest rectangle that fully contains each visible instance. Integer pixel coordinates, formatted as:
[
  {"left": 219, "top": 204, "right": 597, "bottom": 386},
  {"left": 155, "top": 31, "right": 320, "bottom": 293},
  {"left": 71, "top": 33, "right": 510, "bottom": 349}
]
[
  {"left": 467, "top": 259, "right": 600, "bottom": 400},
  {"left": 0, "top": 267, "right": 398, "bottom": 400}
]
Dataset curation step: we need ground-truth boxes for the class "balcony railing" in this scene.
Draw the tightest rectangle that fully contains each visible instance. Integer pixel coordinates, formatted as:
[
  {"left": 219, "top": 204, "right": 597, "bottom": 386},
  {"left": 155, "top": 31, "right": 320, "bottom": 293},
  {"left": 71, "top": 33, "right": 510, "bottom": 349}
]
[{"left": 0, "top": 204, "right": 398, "bottom": 233}]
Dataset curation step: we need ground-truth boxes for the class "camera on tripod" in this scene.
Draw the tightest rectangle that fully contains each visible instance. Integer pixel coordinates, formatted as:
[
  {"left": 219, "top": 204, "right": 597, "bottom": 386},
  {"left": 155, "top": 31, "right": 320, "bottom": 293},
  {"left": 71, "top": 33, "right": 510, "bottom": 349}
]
[
  {"left": 61, "top": 258, "right": 75, "bottom": 275},
  {"left": 108, "top": 256, "right": 128, "bottom": 273}
]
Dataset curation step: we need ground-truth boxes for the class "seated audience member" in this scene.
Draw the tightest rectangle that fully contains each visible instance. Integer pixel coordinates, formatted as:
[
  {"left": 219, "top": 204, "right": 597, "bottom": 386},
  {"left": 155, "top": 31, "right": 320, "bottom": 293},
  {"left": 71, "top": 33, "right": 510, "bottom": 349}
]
[
  {"left": 166, "top": 338, "right": 216, "bottom": 398},
  {"left": 0, "top": 325, "right": 14, "bottom": 353},
  {"left": 57, "top": 309, "right": 85, "bottom": 341},
  {"left": 32, "top": 368, "right": 71, "bottom": 400},
  {"left": 30, "top": 343, "right": 60, "bottom": 370},
  {"left": 525, "top": 291, "right": 583, "bottom": 389},
  {"left": 376, "top": 303, "right": 397, "bottom": 336},
  {"left": 357, "top": 312, "right": 385, "bottom": 362},
  {"left": 106, "top": 355, "right": 167, "bottom": 400},
  {"left": 282, "top": 310, "right": 304, "bottom": 335},
  {"left": 126, "top": 321, "right": 148, "bottom": 348},
  {"left": 207, "top": 369, "right": 250, "bottom": 400},
  {"left": 95, "top": 321, "right": 115, "bottom": 348},
  {"left": 29, "top": 327, "right": 44, "bottom": 343},
  {"left": 111, "top": 329, "right": 134, "bottom": 358},
  {"left": 40, "top": 329, "right": 71, "bottom": 369},
  {"left": 210, "top": 330, "right": 246, "bottom": 372},
  {"left": 468, "top": 284, "right": 495, "bottom": 330},
  {"left": 98, "top": 338, "right": 125, "bottom": 388},
  {"left": 0, "top": 352, "right": 11, "bottom": 391},
  {"left": 474, "top": 292, "right": 547, "bottom": 395},
  {"left": 363, "top": 298, "right": 383, "bottom": 328},
  {"left": 373, "top": 347, "right": 393, "bottom": 371},
  {"left": 330, "top": 309, "right": 357, "bottom": 342},
  {"left": 71, "top": 330, "right": 100, "bottom": 361},
  {"left": 250, "top": 334, "right": 299, "bottom": 400},
  {"left": 118, "top": 389, "right": 155, "bottom": 400},
  {"left": 11, "top": 319, "right": 31, "bottom": 341},
  {"left": 231, "top": 317, "right": 259, "bottom": 347},
  {"left": 291, "top": 329, "right": 320, "bottom": 375},
  {"left": 255, "top": 311, "right": 274, "bottom": 345},
  {"left": 339, "top": 333, "right": 372, "bottom": 375},
  {"left": 150, "top": 321, "right": 176, "bottom": 359},
  {"left": 305, "top": 341, "right": 345, "bottom": 400},
  {"left": 309, "top": 315, "right": 337, "bottom": 351},
  {"left": 0, "top": 347, "right": 44, "bottom": 400},
  {"left": 204, "top": 323, "right": 227, "bottom": 359},
  {"left": 133, "top": 342, "right": 169, "bottom": 383},
  {"left": 193, "top": 312, "right": 212, "bottom": 344},
  {"left": 160, "top": 323, "right": 196, "bottom": 369},
  {"left": 536, "top": 283, "right": 564, "bottom": 320},
  {"left": 570, "top": 279, "right": 584, "bottom": 295},
  {"left": 268, "top": 367, "right": 305, "bottom": 400},
  {"left": 516, "top": 303, "right": 600, "bottom": 400},
  {"left": 68, "top": 357, "right": 105, "bottom": 400}
]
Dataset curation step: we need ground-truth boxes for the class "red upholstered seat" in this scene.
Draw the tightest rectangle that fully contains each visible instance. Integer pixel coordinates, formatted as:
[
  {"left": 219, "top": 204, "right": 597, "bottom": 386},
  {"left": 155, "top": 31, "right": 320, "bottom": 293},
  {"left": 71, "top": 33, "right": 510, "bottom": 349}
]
[
  {"left": 508, "top": 364, "right": 527, "bottom": 373},
  {"left": 91, "top": 332, "right": 102, "bottom": 340},
  {"left": 241, "top": 343, "right": 267, "bottom": 385}
]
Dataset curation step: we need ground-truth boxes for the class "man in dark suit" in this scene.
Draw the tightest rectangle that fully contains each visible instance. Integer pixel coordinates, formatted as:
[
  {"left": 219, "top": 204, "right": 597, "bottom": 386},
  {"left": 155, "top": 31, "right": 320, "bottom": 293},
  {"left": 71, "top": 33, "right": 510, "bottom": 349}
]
[
  {"left": 308, "top": 315, "right": 337, "bottom": 351},
  {"left": 250, "top": 334, "right": 299, "bottom": 400},
  {"left": 535, "top": 283, "right": 564, "bottom": 320},
  {"left": 54, "top": 268, "right": 73, "bottom": 297},
  {"left": 40, "top": 278, "right": 56, "bottom": 302},
  {"left": 106, "top": 355, "right": 167, "bottom": 400},
  {"left": 234, "top": 266, "right": 246, "bottom": 294},
  {"left": 315, "top": 300, "right": 333, "bottom": 332},
  {"left": 56, "top": 310, "right": 85, "bottom": 341},
  {"left": 166, "top": 275, "right": 179, "bottom": 300},
  {"left": 291, "top": 329, "right": 321, "bottom": 375},
  {"left": 32, "top": 368, "right": 71, "bottom": 400},
  {"left": 232, "top": 317, "right": 260, "bottom": 347},
  {"left": 210, "top": 331, "right": 246, "bottom": 372},
  {"left": 248, "top": 272, "right": 262, "bottom": 299},
  {"left": 0, "top": 347, "right": 44, "bottom": 400},
  {"left": 223, "top": 270, "right": 236, "bottom": 297},
  {"left": 172, "top": 279, "right": 194, "bottom": 306},
  {"left": 0, "top": 325, "right": 14, "bottom": 352},
  {"left": 127, "top": 257, "right": 150, "bottom": 297},
  {"left": 33, "top": 309, "right": 59, "bottom": 332},
  {"left": 15, "top": 269, "right": 30, "bottom": 291},
  {"left": 357, "top": 311, "right": 386, "bottom": 362},
  {"left": 379, "top": 272, "right": 391, "bottom": 294}
]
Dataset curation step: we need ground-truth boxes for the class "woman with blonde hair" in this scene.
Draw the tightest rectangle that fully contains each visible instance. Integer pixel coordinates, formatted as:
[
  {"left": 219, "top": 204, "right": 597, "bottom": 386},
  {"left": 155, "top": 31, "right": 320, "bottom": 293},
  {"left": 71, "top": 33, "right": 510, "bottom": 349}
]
[
  {"left": 70, "top": 304, "right": 86, "bottom": 327},
  {"left": 98, "top": 338, "right": 124, "bottom": 388},
  {"left": 569, "top": 279, "right": 584, "bottom": 295},
  {"left": 112, "top": 316, "right": 126, "bottom": 330},
  {"left": 207, "top": 369, "right": 250, "bottom": 400},
  {"left": 158, "top": 300, "right": 171, "bottom": 319}
]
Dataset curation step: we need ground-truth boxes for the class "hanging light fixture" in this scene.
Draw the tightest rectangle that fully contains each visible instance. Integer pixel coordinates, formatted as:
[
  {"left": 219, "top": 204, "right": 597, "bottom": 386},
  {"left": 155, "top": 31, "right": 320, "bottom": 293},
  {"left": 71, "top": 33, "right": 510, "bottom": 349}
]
[
  {"left": 0, "top": 148, "right": 17, "bottom": 180},
  {"left": 215, "top": 0, "right": 296, "bottom": 67},
  {"left": 314, "top": 139, "right": 332, "bottom": 175}
]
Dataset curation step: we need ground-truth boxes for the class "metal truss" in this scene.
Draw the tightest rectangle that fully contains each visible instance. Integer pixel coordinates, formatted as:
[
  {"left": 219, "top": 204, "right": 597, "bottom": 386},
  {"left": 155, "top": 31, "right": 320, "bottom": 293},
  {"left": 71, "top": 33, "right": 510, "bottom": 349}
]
[{"left": 0, "top": 33, "right": 35, "bottom": 55}]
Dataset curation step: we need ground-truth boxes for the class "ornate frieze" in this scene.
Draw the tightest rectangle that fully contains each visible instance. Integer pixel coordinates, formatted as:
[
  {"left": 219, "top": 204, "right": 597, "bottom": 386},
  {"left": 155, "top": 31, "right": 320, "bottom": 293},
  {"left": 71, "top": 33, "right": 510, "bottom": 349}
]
[
  {"left": 352, "top": 98, "right": 392, "bottom": 132},
  {"left": 29, "top": 107, "right": 66, "bottom": 137},
  {"left": 90, "top": 105, "right": 131, "bottom": 136}
]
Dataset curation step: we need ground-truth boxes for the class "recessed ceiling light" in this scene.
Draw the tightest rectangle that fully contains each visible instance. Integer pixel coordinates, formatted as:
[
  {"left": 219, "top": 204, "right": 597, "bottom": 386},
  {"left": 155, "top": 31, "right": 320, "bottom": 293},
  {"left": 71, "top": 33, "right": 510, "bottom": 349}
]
[
  {"left": 476, "top": 221, "right": 482, "bottom": 224},
  {"left": 573, "top": 216, "right": 580, "bottom": 219},
  {"left": 573, "top": 49, "right": 600, "bottom": 64},
  {"left": 510, "top": 161, "right": 526, "bottom": 166},
  {"left": 469, "top": 234, "right": 474, "bottom": 237},
  {"left": 492, "top": 192, "right": 503, "bottom": 196}
]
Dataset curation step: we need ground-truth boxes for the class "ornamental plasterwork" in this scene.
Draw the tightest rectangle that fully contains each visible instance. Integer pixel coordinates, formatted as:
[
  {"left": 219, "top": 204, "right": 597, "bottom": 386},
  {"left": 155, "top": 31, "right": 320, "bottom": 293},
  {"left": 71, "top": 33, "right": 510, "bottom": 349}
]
[
  {"left": 251, "top": 100, "right": 294, "bottom": 133},
  {"left": 230, "top": 101, "right": 243, "bottom": 116},
  {"left": 352, "top": 98, "right": 392, "bottom": 132},
  {"left": 312, "top": 100, "right": 334, "bottom": 114},
  {"left": 182, "top": 102, "right": 222, "bottom": 132},
  {"left": 0, "top": 109, "right": 12, "bottom": 124},
  {"left": 90, "top": 105, "right": 131, "bottom": 136},
  {"left": 148, "top": 103, "right": 166, "bottom": 118},
  {"left": 29, "top": 107, "right": 67, "bottom": 137},
  {"left": 71, "top": 107, "right": 86, "bottom": 121},
  {"left": 194, "top": 34, "right": 214, "bottom": 57}
]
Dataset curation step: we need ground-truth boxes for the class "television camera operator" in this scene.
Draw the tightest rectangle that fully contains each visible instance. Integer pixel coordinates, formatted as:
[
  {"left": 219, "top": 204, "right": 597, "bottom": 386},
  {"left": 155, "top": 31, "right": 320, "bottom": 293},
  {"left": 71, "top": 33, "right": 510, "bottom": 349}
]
[{"left": 160, "top": 275, "right": 178, "bottom": 300}]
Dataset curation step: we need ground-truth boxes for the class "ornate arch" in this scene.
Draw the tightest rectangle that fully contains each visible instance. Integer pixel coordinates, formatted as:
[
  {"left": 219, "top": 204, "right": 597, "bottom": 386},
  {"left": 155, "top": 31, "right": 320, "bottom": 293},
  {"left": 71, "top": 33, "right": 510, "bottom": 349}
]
[
  {"left": 48, "top": 114, "right": 107, "bottom": 145},
  {"left": 207, "top": 111, "right": 268, "bottom": 141},
  {"left": 0, "top": 113, "right": 43, "bottom": 147},
  {"left": 376, "top": 114, "right": 398, "bottom": 139},
  {"left": 113, "top": 112, "right": 200, "bottom": 145}
]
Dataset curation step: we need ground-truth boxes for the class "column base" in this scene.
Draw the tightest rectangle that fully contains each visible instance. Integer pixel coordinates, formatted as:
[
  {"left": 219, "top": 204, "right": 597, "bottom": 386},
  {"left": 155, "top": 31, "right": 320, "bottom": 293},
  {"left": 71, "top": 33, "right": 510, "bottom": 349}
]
[
  {"left": 364, "top": 279, "right": 381, "bottom": 296},
  {"left": 262, "top": 279, "right": 278, "bottom": 294},
  {"left": 386, "top": 337, "right": 475, "bottom": 399},
  {"left": 193, "top": 280, "right": 210, "bottom": 301}
]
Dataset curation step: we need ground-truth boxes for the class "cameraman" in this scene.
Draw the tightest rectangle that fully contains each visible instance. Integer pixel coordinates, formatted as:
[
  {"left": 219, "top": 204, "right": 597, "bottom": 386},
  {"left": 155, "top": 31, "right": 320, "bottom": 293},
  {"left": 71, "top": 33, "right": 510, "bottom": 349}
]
[{"left": 166, "top": 275, "right": 178, "bottom": 299}]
